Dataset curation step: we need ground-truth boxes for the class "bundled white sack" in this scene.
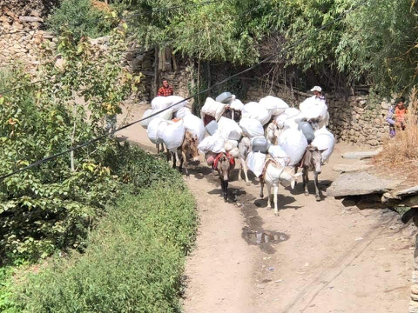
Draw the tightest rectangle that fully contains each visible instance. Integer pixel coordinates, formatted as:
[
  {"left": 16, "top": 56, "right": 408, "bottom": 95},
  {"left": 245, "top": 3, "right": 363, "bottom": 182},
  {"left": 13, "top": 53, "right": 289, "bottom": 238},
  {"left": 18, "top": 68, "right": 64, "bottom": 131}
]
[
  {"left": 147, "top": 118, "right": 164, "bottom": 144},
  {"left": 299, "top": 96, "right": 328, "bottom": 122},
  {"left": 218, "top": 117, "right": 243, "bottom": 141},
  {"left": 311, "top": 126, "right": 335, "bottom": 163},
  {"left": 239, "top": 118, "right": 265, "bottom": 138},
  {"left": 183, "top": 114, "right": 206, "bottom": 143},
  {"left": 140, "top": 108, "right": 173, "bottom": 129},
  {"left": 175, "top": 107, "right": 192, "bottom": 119},
  {"left": 229, "top": 98, "right": 244, "bottom": 111},
  {"left": 151, "top": 97, "right": 171, "bottom": 111},
  {"left": 260, "top": 96, "right": 289, "bottom": 116},
  {"left": 166, "top": 95, "right": 188, "bottom": 112},
  {"left": 243, "top": 102, "right": 271, "bottom": 126},
  {"left": 229, "top": 147, "right": 240, "bottom": 158},
  {"left": 201, "top": 97, "right": 227, "bottom": 121},
  {"left": 224, "top": 140, "right": 238, "bottom": 152},
  {"left": 278, "top": 129, "right": 308, "bottom": 166},
  {"left": 246, "top": 151, "right": 267, "bottom": 177},
  {"left": 198, "top": 130, "right": 226, "bottom": 154},
  {"left": 161, "top": 120, "right": 186, "bottom": 151},
  {"left": 268, "top": 145, "right": 290, "bottom": 167},
  {"left": 275, "top": 107, "right": 301, "bottom": 129}
]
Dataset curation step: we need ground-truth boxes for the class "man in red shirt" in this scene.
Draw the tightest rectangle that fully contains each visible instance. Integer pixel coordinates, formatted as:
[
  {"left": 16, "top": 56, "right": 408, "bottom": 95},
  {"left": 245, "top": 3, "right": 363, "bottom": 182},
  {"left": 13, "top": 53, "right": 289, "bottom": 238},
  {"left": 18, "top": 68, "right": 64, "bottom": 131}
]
[{"left": 157, "top": 79, "right": 174, "bottom": 97}]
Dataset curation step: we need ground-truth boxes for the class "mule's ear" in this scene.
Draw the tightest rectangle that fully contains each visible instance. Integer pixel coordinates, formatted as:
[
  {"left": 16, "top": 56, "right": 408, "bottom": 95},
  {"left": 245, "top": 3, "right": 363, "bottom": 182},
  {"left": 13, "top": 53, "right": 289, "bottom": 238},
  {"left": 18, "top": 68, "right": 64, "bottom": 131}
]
[{"left": 319, "top": 148, "right": 328, "bottom": 153}]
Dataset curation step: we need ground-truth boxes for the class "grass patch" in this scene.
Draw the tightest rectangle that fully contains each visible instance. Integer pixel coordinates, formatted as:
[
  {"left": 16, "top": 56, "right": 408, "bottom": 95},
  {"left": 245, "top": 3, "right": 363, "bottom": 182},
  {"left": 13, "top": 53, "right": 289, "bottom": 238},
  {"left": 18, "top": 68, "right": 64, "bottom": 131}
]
[{"left": 15, "top": 181, "right": 197, "bottom": 312}]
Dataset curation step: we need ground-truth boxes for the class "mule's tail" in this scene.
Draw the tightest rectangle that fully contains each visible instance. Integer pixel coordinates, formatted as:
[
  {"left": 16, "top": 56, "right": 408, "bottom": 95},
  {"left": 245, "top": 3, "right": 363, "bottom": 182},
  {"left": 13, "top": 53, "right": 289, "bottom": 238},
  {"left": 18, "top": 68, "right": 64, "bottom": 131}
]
[{"left": 290, "top": 172, "right": 303, "bottom": 189}]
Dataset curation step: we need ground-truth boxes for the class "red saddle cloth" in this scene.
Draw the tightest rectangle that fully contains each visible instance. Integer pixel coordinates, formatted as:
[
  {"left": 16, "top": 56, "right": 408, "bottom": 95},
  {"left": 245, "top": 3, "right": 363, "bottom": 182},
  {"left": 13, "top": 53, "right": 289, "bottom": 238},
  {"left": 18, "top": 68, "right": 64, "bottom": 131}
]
[{"left": 213, "top": 152, "right": 235, "bottom": 169}]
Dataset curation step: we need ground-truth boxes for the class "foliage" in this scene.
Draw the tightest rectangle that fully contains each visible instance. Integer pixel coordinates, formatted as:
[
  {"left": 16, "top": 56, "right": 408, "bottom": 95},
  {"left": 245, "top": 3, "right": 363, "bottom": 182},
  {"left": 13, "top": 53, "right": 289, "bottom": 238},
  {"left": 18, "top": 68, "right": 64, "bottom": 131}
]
[
  {"left": 0, "top": 266, "right": 19, "bottom": 313},
  {"left": 0, "top": 21, "right": 142, "bottom": 263},
  {"left": 15, "top": 180, "right": 197, "bottom": 313},
  {"left": 47, "top": 0, "right": 119, "bottom": 40},
  {"left": 336, "top": 0, "right": 418, "bottom": 96}
]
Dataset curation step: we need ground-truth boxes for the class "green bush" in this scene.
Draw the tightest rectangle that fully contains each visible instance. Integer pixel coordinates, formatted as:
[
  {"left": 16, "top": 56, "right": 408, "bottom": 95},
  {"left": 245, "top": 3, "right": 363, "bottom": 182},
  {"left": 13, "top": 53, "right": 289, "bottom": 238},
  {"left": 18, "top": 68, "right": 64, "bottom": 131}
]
[
  {"left": 0, "top": 266, "right": 18, "bottom": 313},
  {"left": 15, "top": 181, "right": 197, "bottom": 313},
  {"left": 47, "top": 0, "right": 117, "bottom": 40}
]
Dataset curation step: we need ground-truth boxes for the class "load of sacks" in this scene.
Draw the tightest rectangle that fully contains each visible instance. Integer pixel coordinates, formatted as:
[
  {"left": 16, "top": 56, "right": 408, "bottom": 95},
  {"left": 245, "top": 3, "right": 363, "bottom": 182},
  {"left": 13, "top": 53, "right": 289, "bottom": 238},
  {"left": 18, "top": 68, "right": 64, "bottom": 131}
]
[
  {"left": 141, "top": 91, "right": 335, "bottom": 183},
  {"left": 141, "top": 95, "right": 205, "bottom": 152}
]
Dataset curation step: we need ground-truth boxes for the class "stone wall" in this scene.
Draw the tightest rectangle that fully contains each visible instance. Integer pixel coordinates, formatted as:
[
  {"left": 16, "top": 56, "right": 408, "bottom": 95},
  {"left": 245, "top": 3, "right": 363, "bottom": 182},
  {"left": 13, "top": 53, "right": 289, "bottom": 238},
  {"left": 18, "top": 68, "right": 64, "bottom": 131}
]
[
  {"left": 0, "top": 6, "right": 54, "bottom": 72},
  {"left": 245, "top": 83, "right": 391, "bottom": 147}
]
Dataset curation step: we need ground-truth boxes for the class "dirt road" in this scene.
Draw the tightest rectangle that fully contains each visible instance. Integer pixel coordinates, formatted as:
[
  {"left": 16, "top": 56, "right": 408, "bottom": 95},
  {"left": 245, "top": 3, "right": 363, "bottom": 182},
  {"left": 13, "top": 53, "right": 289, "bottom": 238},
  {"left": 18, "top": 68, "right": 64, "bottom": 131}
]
[{"left": 118, "top": 103, "right": 415, "bottom": 313}]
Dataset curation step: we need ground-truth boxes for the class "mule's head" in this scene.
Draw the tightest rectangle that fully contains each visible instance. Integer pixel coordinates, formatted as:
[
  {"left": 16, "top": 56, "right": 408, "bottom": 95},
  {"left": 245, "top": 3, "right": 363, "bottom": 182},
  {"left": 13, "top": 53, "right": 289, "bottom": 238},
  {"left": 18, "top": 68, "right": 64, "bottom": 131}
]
[
  {"left": 217, "top": 154, "right": 232, "bottom": 182},
  {"left": 185, "top": 131, "right": 200, "bottom": 163},
  {"left": 307, "top": 118, "right": 321, "bottom": 131},
  {"left": 307, "top": 145, "right": 327, "bottom": 174}
]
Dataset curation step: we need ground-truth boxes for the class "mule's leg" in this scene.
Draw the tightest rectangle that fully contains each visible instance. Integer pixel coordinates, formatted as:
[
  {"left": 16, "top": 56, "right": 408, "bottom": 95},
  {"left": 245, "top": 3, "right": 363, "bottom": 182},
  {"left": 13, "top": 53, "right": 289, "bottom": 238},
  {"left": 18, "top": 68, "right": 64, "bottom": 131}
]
[
  {"left": 181, "top": 151, "right": 188, "bottom": 176},
  {"left": 224, "top": 181, "right": 228, "bottom": 201},
  {"left": 171, "top": 152, "right": 177, "bottom": 169},
  {"left": 273, "top": 185, "right": 279, "bottom": 215},
  {"left": 174, "top": 149, "right": 182, "bottom": 168},
  {"left": 303, "top": 168, "right": 309, "bottom": 196},
  {"left": 242, "top": 159, "right": 250, "bottom": 186},
  {"left": 238, "top": 158, "right": 243, "bottom": 182},
  {"left": 156, "top": 144, "right": 160, "bottom": 154},
  {"left": 313, "top": 170, "right": 321, "bottom": 201},
  {"left": 266, "top": 184, "right": 272, "bottom": 208},
  {"left": 259, "top": 178, "right": 264, "bottom": 199}
]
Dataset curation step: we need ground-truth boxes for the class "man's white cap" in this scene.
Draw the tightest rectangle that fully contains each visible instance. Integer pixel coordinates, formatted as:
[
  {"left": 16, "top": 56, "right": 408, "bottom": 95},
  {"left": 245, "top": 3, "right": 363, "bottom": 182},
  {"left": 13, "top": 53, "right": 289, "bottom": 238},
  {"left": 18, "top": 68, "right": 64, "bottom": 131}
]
[{"left": 310, "top": 86, "right": 322, "bottom": 92}]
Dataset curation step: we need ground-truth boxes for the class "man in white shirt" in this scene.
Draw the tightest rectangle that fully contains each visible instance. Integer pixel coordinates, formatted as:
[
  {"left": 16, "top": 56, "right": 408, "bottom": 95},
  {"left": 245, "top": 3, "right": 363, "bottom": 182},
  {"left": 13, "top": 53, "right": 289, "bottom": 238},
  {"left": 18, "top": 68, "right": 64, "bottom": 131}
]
[{"left": 310, "top": 86, "right": 326, "bottom": 105}]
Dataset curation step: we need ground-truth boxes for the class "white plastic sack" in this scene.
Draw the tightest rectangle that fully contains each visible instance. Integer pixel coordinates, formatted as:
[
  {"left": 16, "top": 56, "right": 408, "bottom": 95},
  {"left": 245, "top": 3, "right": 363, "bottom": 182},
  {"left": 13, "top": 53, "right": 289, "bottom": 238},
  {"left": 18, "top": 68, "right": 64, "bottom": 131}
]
[
  {"left": 239, "top": 118, "right": 265, "bottom": 138},
  {"left": 147, "top": 118, "right": 164, "bottom": 144},
  {"left": 176, "top": 107, "right": 192, "bottom": 119},
  {"left": 201, "top": 97, "right": 227, "bottom": 121},
  {"left": 299, "top": 96, "right": 328, "bottom": 121},
  {"left": 260, "top": 96, "right": 289, "bottom": 116},
  {"left": 278, "top": 129, "right": 308, "bottom": 166},
  {"left": 198, "top": 131, "right": 226, "bottom": 154},
  {"left": 183, "top": 114, "right": 206, "bottom": 143},
  {"left": 246, "top": 152, "right": 267, "bottom": 177},
  {"left": 161, "top": 120, "right": 186, "bottom": 151},
  {"left": 140, "top": 109, "right": 153, "bottom": 129},
  {"left": 166, "top": 95, "right": 188, "bottom": 112},
  {"left": 312, "top": 126, "right": 335, "bottom": 163},
  {"left": 151, "top": 97, "right": 171, "bottom": 111},
  {"left": 224, "top": 140, "right": 239, "bottom": 152},
  {"left": 268, "top": 145, "right": 290, "bottom": 167},
  {"left": 218, "top": 117, "right": 243, "bottom": 141},
  {"left": 229, "top": 99, "right": 244, "bottom": 111},
  {"left": 243, "top": 102, "right": 271, "bottom": 126},
  {"left": 275, "top": 108, "right": 301, "bottom": 129}
]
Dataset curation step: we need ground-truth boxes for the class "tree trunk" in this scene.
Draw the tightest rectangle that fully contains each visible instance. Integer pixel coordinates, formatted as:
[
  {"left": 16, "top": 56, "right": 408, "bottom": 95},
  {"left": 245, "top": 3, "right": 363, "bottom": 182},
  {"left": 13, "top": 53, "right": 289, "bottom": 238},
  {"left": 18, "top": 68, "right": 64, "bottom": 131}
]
[
  {"left": 197, "top": 59, "right": 201, "bottom": 111},
  {"left": 153, "top": 47, "right": 159, "bottom": 98}
]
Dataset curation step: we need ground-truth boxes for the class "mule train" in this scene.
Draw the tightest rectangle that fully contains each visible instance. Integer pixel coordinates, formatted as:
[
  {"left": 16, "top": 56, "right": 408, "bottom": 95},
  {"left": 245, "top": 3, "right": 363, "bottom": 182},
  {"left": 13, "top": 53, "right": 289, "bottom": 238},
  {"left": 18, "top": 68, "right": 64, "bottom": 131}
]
[{"left": 143, "top": 92, "right": 335, "bottom": 215}]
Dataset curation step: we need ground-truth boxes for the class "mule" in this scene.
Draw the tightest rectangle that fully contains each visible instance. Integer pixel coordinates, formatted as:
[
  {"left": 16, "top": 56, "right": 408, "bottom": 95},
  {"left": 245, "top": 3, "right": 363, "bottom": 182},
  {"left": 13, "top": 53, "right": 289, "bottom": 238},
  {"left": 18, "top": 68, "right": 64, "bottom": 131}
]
[
  {"left": 169, "top": 131, "right": 200, "bottom": 175},
  {"left": 237, "top": 137, "right": 251, "bottom": 185},
  {"left": 259, "top": 158, "right": 302, "bottom": 215},
  {"left": 214, "top": 152, "right": 235, "bottom": 201},
  {"left": 296, "top": 144, "right": 327, "bottom": 201},
  {"left": 265, "top": 121, "right": 282, "bottom": 145},
  {"left": 223, "top": 108, "right": 242, "bottom": 123}
]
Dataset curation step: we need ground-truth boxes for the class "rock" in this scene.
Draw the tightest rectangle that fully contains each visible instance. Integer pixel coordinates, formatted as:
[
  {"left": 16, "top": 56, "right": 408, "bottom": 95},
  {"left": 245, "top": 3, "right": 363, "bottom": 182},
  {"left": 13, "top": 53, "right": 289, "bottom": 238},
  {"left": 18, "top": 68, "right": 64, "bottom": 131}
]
[
  {"left": 341, "top": 148, "right": 383, "bottom": 160},
  {"left": 412, "top": 294, "right": 418, "bottom": 302},
  {"left": 332, "top": 163, "right": 372, "bottom": 173},
  {"left": 409, "top": 300, "right": 418, "bottom": 313},
  {"left": 256, "top": 284, "right": 266, "bottom": 289},
  {"left": 412, "top": 285, "right": 418, "bottom": 295},
  {"left": 327, "top": 172, "right": 402, "bottom": 197}
]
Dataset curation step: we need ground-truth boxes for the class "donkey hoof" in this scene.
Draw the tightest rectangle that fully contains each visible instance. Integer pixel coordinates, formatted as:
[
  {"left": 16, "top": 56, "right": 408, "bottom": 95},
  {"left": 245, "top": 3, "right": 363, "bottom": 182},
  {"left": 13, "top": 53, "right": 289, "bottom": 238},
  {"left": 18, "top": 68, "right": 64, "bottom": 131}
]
[
  {"left": 246, "top": 182, "right": 251, "bottom": 186},
  {"left": 274, "top": 210, "right": 279, "bottom": 216},
  {"left": 315, "top": 196, "right": 321, "bottom": 202},
  {"left": 304, "top": 192, "right": 309, "bottom": 197}
]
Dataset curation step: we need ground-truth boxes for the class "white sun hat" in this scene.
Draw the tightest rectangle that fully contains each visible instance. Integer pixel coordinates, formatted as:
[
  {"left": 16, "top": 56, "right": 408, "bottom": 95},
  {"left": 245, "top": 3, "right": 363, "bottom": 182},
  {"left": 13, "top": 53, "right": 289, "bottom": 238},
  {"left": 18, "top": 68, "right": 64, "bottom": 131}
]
[{"left": 310, "top": 86, "right": 322, "bottom": 92}]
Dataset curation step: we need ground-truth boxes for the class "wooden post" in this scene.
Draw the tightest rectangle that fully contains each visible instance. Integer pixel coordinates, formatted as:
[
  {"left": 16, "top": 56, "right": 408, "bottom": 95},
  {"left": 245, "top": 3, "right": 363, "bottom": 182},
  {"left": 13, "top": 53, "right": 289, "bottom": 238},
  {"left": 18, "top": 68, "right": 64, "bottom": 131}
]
[{"left": 153, "top": 47, "right": 159, "bottom": 98}]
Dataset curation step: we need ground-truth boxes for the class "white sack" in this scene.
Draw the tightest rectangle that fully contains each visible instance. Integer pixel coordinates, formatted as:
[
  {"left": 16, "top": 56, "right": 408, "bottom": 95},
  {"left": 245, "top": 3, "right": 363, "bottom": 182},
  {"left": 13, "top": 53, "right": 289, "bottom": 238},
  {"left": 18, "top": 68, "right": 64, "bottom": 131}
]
[
  {"left": 218, "top": 116, "right": 243, "bottom": 141},
  {"left": 183, "top": 114, "right": 206, "bottom": 143},
  {"left": 275, "top": 107, "right": 301, "bottom": 129},
  {"left": 246, "top": 152, "right": 267, "bottom": 177},
  {"left": 140, "top": 109, "right": 153, "bottom": 129},
  {"left": 224, "top": 140, "right": 239, "bottom": 152},
  {"left": 239, "top": 118, "right": 265, "bottom": 138},
  {"left": 176, "top": 107, "right": 192, "bottom": 119},
  {"left": 278, "top": 129, "right": 308, "bottom": 166},
  {"left": 229, "top": 147, "right": 240, "bottom": 159},
  {"left": 243, "top": 102, "right": 271, "bottom": 125},
  {"left": 268, "top": 145, "right": 290, "bottom": 167},
  {"left": 161, "top": 120, "right": 186, "bottom": 151},
  {"left": 198, "top": 131, "right": 226, "bottom": 154},
  {"left": 259, "top": 96, "right": 289, "bottom": 116},
  {"left": 312, "top": 126, "right": 335, "bottom": 163},
  {"left": 166, "top": 95, "right": 188, "bottom": 112},
  {"left": 229, "top": 99, "right": 244, "bottom": 111},
  {"left": 201, "top": 97, "right": 227, "bottom": 121},
  {"left": 147, "top": 118, "right": 164, "bottom": 144},
  {"left": 299, "top": 96, "right": 328, "bottom": 121},
  {"left": 151, "top": 97, "right": 170, "bottom": 111}
]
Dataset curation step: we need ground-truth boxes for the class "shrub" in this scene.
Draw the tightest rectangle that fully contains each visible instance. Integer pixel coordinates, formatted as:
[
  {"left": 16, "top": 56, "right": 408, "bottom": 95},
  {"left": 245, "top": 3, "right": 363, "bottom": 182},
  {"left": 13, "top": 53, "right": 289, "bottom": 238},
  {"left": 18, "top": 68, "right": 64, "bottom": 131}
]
[
  {"left": 15, "top": 181, "right": 197, "bottom": 313},
  {"left": 47, "top": 0, "right": 118, "bottom": 40}
]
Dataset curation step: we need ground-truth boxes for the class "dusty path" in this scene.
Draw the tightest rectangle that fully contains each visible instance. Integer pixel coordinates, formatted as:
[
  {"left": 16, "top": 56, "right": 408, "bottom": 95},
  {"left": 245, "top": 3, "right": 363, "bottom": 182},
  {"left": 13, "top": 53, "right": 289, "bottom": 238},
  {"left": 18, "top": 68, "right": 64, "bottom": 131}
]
[{"left": 118, "top": 103, "right": 415, "bottom": 313}]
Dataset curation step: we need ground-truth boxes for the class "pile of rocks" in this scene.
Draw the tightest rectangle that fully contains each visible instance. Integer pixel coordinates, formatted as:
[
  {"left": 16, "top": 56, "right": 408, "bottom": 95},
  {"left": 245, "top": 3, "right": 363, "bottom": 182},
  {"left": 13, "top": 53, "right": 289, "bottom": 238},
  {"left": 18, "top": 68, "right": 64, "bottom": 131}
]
[{"left": 0, "top": 6, "right": 55, "bottom": 72}]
